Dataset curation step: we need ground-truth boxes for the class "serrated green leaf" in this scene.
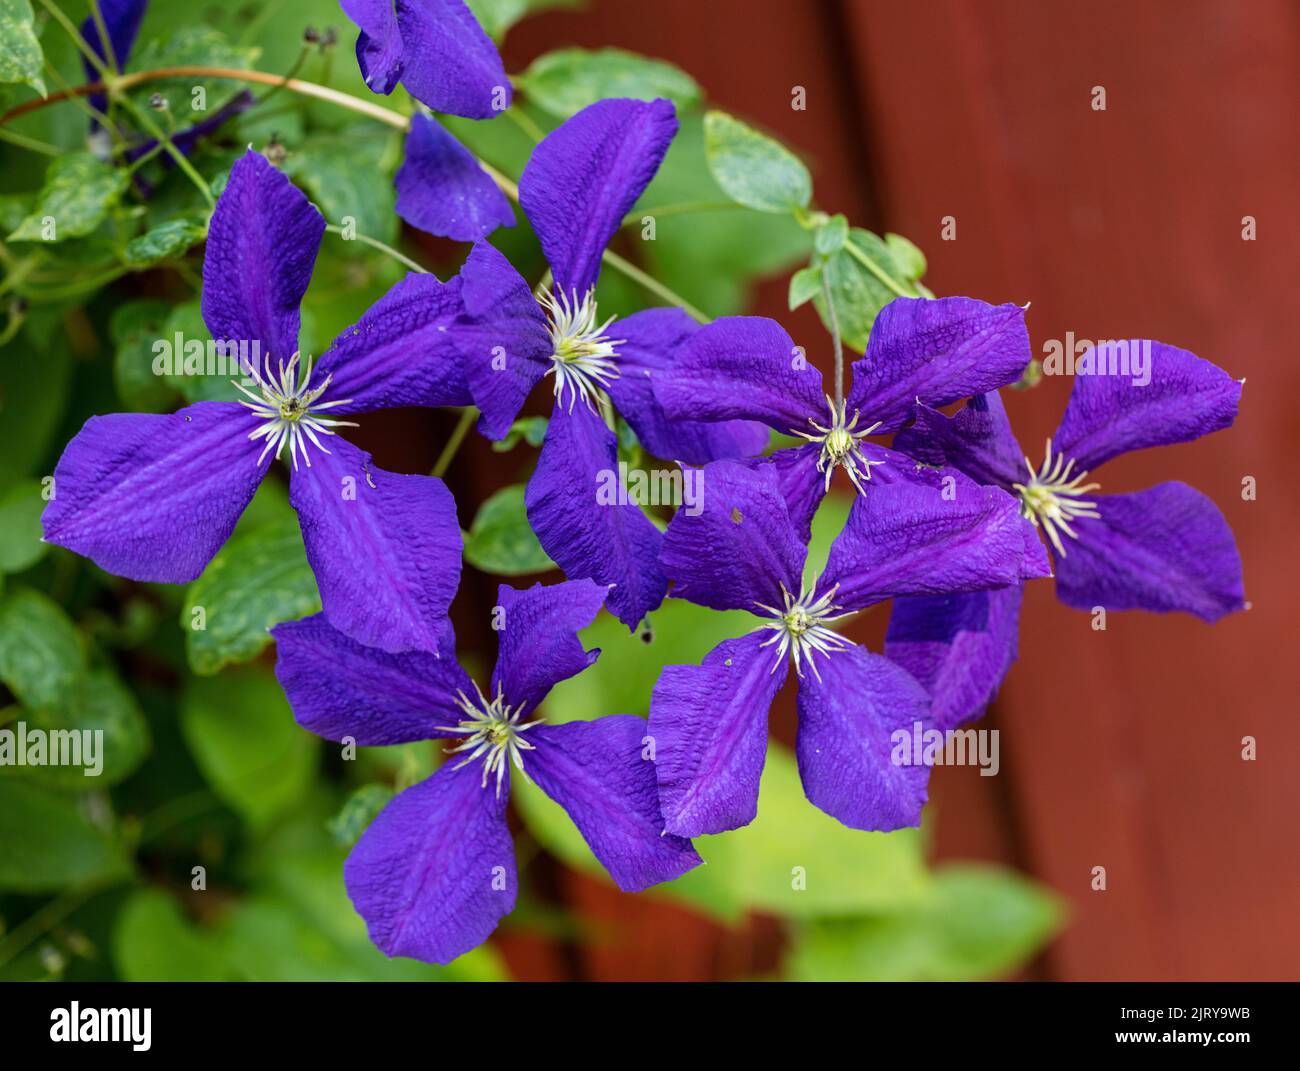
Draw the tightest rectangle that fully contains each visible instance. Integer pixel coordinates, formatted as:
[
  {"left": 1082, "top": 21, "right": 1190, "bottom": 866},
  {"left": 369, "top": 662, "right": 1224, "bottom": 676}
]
[
  {"left": 703, "top": 110, "right": 811, "bottom": 214},
  {"left": 0, "top": 478, "right": 46, "bottom": 572},
  {"left": 0, "top": 0, "right": 45, "bottom": 97},
  {"left": 8, "top": 153, "right": 129, "bottom": 242},
  {"left": 113, "top": 888, "right": 230, "bottom": 981},
  {"left": 180, "top": 666, "right": 318, "bottom": 830},
  {"left": 183, "top": 516, "right": 320, "bottom": 676},
  {"left": 0, "top": 587, "right": 85, "bottom": 709},
  {"left": 0, "top": 780, "right": 130, "bottom": 892},
  {"left": 123, "top": 217, "right": 208, "bottom": 267},
  {"left": 463, "top": 484, "right": 554, "bottom": 576},
  {"left": 519, "top": 47, "right": 701, "bottom": 118},
  {"left": 786, "top": 865, "right": 1064, "bottom": 981}
]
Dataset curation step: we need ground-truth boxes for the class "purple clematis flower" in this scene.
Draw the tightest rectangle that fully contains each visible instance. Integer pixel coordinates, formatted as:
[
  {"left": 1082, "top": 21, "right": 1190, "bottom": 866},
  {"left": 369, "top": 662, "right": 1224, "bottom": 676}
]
[
  {"left": 652, "top": 296, "right": 1035, "bottom": 541},
  {"left": 886, "top": 343, "right": 1246, "bottom": 729},
  {"left": 272, "top": 579, "right": 701, "bottom": 964},
  {"left": 342, "top": 0, "right": 510, "bottom": 119},
  {"left": 447, "top": 98, "right": 768, "bottom": 630},
  {"left": 647, "top": 455, "right": 1048, "bottom": 838},
  {"left": 42, "top": 150, "right": 472, "bottom": 654}
]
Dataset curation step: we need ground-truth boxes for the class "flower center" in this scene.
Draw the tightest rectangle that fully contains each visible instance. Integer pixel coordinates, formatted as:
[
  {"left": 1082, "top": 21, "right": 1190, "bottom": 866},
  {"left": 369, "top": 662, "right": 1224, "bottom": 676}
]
[
  {"left": 439, "top": 683, "right": 541, "bottom": 797},
  {"left": 1012, "top": 438, "right": 1101, "bottom": 557},
  {"left": 793, "top": 395, "right": 885, "bottom": 494},
  {"left": 538, "top": 286, "right": 623, "bottom": 412},
  {"left": 753, "top": 582, "right": 852, "bottom": 680},
  {"left": 232, "top": 351, "right": 356, "bottom": 470}
]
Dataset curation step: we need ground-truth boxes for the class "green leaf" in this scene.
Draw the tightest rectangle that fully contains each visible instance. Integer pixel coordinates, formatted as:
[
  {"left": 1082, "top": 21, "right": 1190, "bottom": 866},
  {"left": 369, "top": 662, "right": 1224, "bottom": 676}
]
[
  {"left": 0, "top": 0, "right": 46, "bottom": 97},
  {"left": 884, "top": 231, "right": 927, "bottom": 279},
  {"left": 812, "top": 228, "right": 927, "bottom": 351},
  {"left": 126, "top": 26, "right": 258, "bottom": 116},
  {"left": 491, "top": 415, "right": 549, "bottom": 453},
  {"left": 114, "top": 888, "right": 230, "bottom": 981},
  {"left": 160, "top": 300, "right": 244, "bottom": 404},
  {"left": 0, "top": 314, "right": 73, "bottom": 482},
  {"left": 5, "top": 671, "right": 151, "bottom": 789},
  {"left": 0, "top": 587, "right": 85, "bottom": 709},
  {"left": 785, "top": 865, "right": 1064, "bottom": 981},
  {"left": 0, "top": 780, "right": 130, "bottom": 892},
  {"left": 180, "top": 666, "right": 318, "bottom": 830},
  {"left": 703, "top": 110, "right": 812, "bottom": 214},
  {"left": 0, "top": 478, "right": 47, "bottom": 573},
  {"left": 123, "top": 217, "right": 208, "bottom": 267},
  {"left": 463, "top": 484, "right": 555, "bottom": 576},
  {"left": 285, "top": 126, "right": 398, "bottom": 243},
  {"left": 813, "top": 213, "right": 848, "bottom": 255},
  {"left": 110, "top": 299, "right": 179, "bottom": 412},
  {"left": 326, "top": 784, "right": 394, "bottom": 847},
  {"left": 183, "top": 516, "right": 321, "bottom": 676},
  {"left": 788, "top": 264, "right": 822, "bottom": 311},
  {"left": 466, "top": 0, "right": 579, "bottom": 39},
  {"left": 8, "top": 153, "right": 129, "bottom": 242},
  {"left": 518, "top": 47, "right": 701, "bottom": 119}
]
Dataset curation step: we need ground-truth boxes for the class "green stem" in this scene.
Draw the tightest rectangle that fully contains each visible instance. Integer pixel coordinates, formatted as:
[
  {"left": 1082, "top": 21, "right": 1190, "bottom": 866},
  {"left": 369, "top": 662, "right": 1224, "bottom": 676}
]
[
  {"left": 0, "top": 127, "right": 60, "bottom": 155},
  {"left": 118, "top": 95, "right": 214, "bottom": 207},
  {"left": 0, "top": 881, "right": 112, "bottom": 970},
  {"left": 432, "top": 407, "right": 478, "bottom": 478},
  {"left": 324, "top": 223, "right": 430, "bottom": 274},
  {"left": 504, "top": 105, "right": 545, "bottom": 143},
  {"left": 821, "top": 261, "right": 845, "bottom": 409},
  {"left": 38, "top": 0, "right": 107, "bottom": 78},
  {"left": 844, "top": 236, "right": 915, "bottom": 299},
  {"left": 87, "top": 0, "right": 119, "bottom": 74}
]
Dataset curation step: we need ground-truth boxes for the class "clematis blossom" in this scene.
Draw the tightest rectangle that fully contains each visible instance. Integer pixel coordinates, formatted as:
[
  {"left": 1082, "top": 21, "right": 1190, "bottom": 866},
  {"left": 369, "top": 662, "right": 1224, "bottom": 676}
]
[
  {"left": 652, "top": 296, "right": 1036, "bottom": 541},
  {"left": 447, "top": 97, "right": 768, "bottom": 630},
  {"left": 647, "top": 457, "right": 1048, "bottom": 838},
  {"left": 273, "top": 579, "right": 701, "bottom": 964},
  {"left": 885, "top": 345, "right": 1245, "bottom": 729},
  {"left": 42, "top": 150, "right": 472, "bottom": 655}
]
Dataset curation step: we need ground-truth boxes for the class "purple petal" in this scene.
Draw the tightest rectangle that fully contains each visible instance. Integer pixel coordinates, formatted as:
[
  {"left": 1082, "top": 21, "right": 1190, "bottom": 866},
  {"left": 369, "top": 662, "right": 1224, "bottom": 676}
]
[
  {"left": 201, "top": 150, "right": 324, "bottom": 361},
  {"left": 490, "top": 579, "right": 609, "bottom": 713},
  {"left": 1054, "top": 482, "right": 1245, "bottom": 622},
  {"left": 885, "top": 585, "right": 1024, "bottom": 731},
  {"left": 273, "top": 613, "right": 472, "bottom": 745},
  {"left": 795, "top": 646, "right": 931, "bottom": 831},
  {"left": 847, "top": 297, "right": 1030, "bottom": 432},
  {"left": 819, "top": 471, "right": 1041, "bottom": 612},
  {"left": 344, "top": 761, "right": 515, "bottom": 964},
  {"left": 649, "top": 633, "right": 785, "bottom": 837},
  {"left": 892, "top": 392, "right": 1025, "bottom": 490},
  {"left": 525, "top": 401, "right": 667, "bottom": 630},
  {"left": 393, "top": 0, "right": 510, "bottom": 118},
  {"left": 739, "top": 444, "right": 827, "bottom": 546},
  {"left": 1052, "top": 342, "right": 1243, "bottom": 472},
  {"left": 528, "top": 715, "right": 702, "bottom": 891},
  {"left": 606, "top": 307, "right": 769, "bottom": 464},
  {"left": 42, "top": 402, "right": 267, "bottom": 583},
  {"left": 80, "top": 0, "right": 146, "bottom": 114},
  {"left": 659, "top": 458, "right": 805, "bottom": 613},
  {"left": 342, "top": 0, "right": 403, "bottom": 95},
  {"left": 312, "top": 272, "right": 471, "bottom": 415},
  {"left": 653, "top": 315, "right": 825, "bottom": 435},
  {"left": 449, "top": 242, "right": 551, "bottom": 440},
  {"left": 520, "top": 98, "right": 677, "bottom": 297},
  {"left": 290, "top": 437, "right": 462, "bottom": 654},
  {"left": 395, "top": 116, "right": 515, "bottom": 243}
]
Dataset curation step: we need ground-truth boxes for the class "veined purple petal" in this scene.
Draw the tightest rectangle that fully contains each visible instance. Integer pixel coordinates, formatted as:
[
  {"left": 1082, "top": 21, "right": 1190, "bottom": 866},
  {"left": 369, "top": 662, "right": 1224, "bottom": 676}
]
[
  {"left": 396, "top": 116, "right": 515, "bottom": 243},
  {"left": 393, "top": 0, "right": 509, "bottom": 119},
  {"left": 490, "top": 579, "right": 609, "bottom": 713},
  {"left": 818, "top": 472, "right": 1040, "bottom": 613},
  {"left": 653, "top": 316, "right": 825, "bottom": 435},
  {"left": 201, "top": 150, "right": 324, "bottom": 362},
  {"left": 659, "top": 458, "right": 805, "bottom": 613},
  {"left": 449, "top": 241, "right": 551, "bottom": 440},
  {"left": 885, "top": 585, "right": 1024, "bottom": 731},
  {"left": 893, "top": 393, "right": 1025, "bottom": 490},
  {"left": 649, "top": 632, "right": 785, "bottom": 837},
  {"left": 528, "top": 715, "right": 702, "bottom": 891},
  {"left": 342, "top": 0, "right": 403, "bottom": 95},
  {"left": 847, "top": 297, "right": 1030, "bottom": 432},
  {"left": 795, "top": 646, "right": 931, "bottom": 831},
  {"left": 80, "top": 0, "right": 146, "bottom": 114},
  {"left": 520, "top": 98, "right": 677, "bottom": 297},
  {"left": 273, "top": 613, "right": 472, "bottom": 745},
  {"left": 344, "top": 761, "right": 515, "bottom": 965},
  {"left": 313, "top": 272, "right": 471, "bottom": 414},
  {"left": 42, "top": 402, "right": 267, "bottom": 583},
  {"left": 525, "top": 401, "right": 667, "bottom": 630},
  {"left": 740, "top": 444, "right": 827, "bottom": 546},
  {"left": 606, "top": 307, "right": 769, "bottom": 465},
  {"left": 1052, "top": 341, "right": 1243, "bottom": 472},
  {"left": 1054, "top": 482, "right": 1245, "bottom": 622},
  {"left": 290, "top": 437, "right": 461, "bottom": 654}
]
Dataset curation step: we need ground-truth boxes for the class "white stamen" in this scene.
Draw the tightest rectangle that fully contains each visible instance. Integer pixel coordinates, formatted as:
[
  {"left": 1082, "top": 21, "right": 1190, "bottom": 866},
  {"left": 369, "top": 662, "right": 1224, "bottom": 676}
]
[
  {"left": 1012, "top": 437, "right": 1101, "bottom": 557},
  {"left": 437, "top": 682, "right": 542, "bottom": 798},
  {"left": 233, "top": 351, "right": 357, "bottom": 471},
  {"left": 539, "top": 286, "right": 622, "bottom": 413},
  {"left": 753, "top": 582, "right": 852, "bottom": 681},
  {"left": 792, "top": 394, "right": 886, "bottom": 494}
]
